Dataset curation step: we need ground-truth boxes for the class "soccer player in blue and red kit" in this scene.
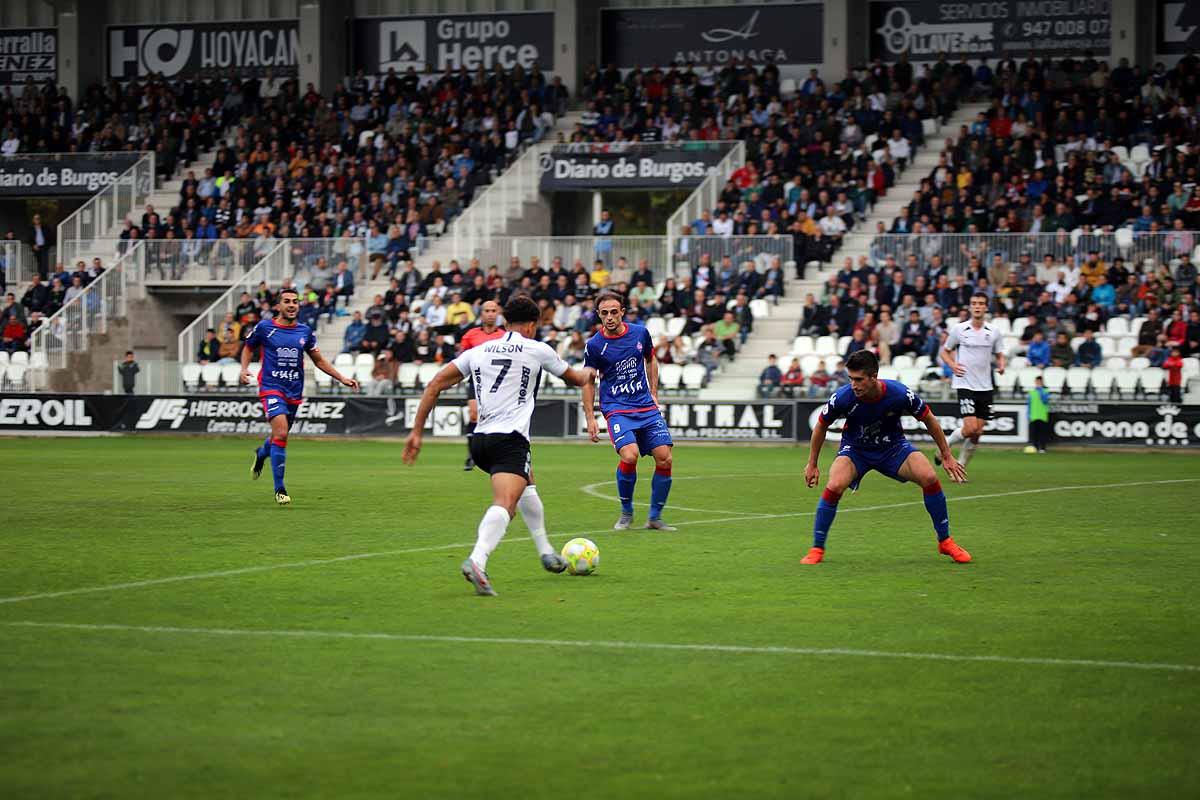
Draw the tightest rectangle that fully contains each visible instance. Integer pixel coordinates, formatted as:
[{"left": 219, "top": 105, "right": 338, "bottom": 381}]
[
  {"left": 803, "top": 350, "right": 971, "bottom": 564},
  {"left": 239, "top": 287, "right": 358, "bottom": 505},
  {"left": 583, "top": 291, "right": 676, "bottom": 530}
]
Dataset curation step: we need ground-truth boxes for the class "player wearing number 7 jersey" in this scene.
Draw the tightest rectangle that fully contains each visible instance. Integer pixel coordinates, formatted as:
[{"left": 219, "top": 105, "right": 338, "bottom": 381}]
[{"left": 403, "top": 295, "right": 596, "bottom": 596}]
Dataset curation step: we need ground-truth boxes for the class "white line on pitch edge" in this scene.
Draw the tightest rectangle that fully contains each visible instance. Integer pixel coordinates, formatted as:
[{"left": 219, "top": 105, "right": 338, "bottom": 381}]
[
  {"left": 2, "top": 621, "right": 1196, "bottom": 674},
  {"left": 0, "top": 478, "right": 1193, "bottom": 606}
]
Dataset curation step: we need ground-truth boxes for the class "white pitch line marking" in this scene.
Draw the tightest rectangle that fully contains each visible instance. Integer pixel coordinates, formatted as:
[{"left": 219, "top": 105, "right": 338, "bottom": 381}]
[
  {"left": 0, "top": 478, "right": 1194, "bottom": 606},
  {"left": 579, "top": 474, "right": 772, "bottom": 516},
  {"left": 2, "top": 621, "right": 1196, "bottom": 674}
]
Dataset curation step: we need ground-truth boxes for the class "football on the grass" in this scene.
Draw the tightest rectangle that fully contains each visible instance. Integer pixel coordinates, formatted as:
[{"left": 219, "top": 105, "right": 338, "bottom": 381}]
[{"left": 561, "top": 537, "right": 599, "bottom": 575}]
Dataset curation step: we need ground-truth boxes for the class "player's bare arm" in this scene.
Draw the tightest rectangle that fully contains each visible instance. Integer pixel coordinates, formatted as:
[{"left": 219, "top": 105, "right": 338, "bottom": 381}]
[
  {"left": 805, "top": 417, "right": 829, "bottom": 488},
  {"left": 645, "top": 349, "right": 660, "bottom": 405},
  {"left": 995, "top": 351, "right": 1007, "bottom": 374},
  {"left": 582, "top": 369, "right": 600, "bottom": 442},
  {"left": 310, "top": 349, "right": 360, "bottom": 391},
  {"left": 239, "top": 338, "right": 255, "bottom": 384},
  {"left": 922, "top": 410, "right": 967, "bottom": 483},
  {"left": 940, "top": 345, "right": 966, "bottom": 377},
  {"left": 403, "top": 362, "right": 464, "bottom": 465}
]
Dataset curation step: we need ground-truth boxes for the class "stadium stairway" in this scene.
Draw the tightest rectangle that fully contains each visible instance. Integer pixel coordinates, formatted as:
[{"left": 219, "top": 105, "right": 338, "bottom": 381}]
[
  {"left": 696, "top": 101, "right": 989, "bottom": 399},
  {"left": 66, "top": 147, "right": 224, "bottom": 274},
  {"left": 312, "top": 112, "right": 585, "bottom": 355}
]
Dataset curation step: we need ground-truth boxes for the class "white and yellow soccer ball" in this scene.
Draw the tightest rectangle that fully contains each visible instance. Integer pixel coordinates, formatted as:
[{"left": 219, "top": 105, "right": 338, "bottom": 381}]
[{"left": 561, "top": 537, "right": 599, "bottom": 575}]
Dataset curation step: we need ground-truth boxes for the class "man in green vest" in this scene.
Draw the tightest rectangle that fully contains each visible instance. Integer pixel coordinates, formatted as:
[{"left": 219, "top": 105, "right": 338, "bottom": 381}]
[{"left": 1028, "top": 375, "right": 1050, "bottom": 453}]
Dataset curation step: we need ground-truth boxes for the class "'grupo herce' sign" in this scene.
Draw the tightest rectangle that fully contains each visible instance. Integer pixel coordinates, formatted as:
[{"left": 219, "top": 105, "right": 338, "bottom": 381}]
[{"left": 538, "top": 144, "right": 729, "bottom": 191}]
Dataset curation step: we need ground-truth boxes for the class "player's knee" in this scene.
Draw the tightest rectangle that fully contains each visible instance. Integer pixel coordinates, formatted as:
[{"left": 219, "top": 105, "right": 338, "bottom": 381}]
[
  {"left": 654, "top": 452, "right": 672, "bottom": 471},
  {"left": 618, "top": 451, "right": 638, "bottom": 467}
]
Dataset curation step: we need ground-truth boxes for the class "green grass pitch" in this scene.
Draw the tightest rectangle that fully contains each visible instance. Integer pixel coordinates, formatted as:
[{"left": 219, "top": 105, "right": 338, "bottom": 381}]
[{"left": 1, "top": 437, "right": 1198, "bottom": 799}]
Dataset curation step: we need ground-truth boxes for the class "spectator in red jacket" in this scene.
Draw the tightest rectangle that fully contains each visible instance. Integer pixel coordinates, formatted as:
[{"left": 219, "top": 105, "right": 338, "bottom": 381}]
[
  {"left": 1163, "top": 348, "right": 1185, "bottom": 403},
  {"left": 1, "top": 315, "right": 27, "bottom": 352}
]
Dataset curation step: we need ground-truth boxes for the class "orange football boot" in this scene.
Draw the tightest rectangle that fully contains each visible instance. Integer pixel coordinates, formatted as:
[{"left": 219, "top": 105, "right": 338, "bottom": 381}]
[
  {"left": 800, "top": 547, "right": 825, "bottom": 565},
  {"left": 938, "top": 537, "right": 971, "bottom": 563}
]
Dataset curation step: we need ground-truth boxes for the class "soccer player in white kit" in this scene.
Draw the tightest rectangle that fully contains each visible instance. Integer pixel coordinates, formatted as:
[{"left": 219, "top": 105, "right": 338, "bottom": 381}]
[
  {"left": 939, "top": 292, "right": 1006, "bottom": 470},
  {"left": 403, "top": 295, "right": 596, "bottom": 596}
]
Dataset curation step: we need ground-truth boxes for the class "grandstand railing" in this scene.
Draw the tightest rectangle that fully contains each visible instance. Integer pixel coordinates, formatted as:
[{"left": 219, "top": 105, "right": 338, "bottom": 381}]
[
  {"left": 56, "top": 152, "right": 155, "bottom": 268},
  {"left": 666, "top": 140, "right": 746, "bottom": 247},
  {"left": 29, "top": 241, "right": 143, "bottom": 388},
  {"left": 175, "top": 238, "right": 367, "bottom": 372},
  {"left": 449, "top": 234, "right": 792, "bottom": 285},
  {"left": 834, "top": 230, "right": 1200, "bottom": 278},
  {"left": 450, "top": 142, "right": 545, "bottom": 251},
  {"left": 176, "top": 240, "right": 289, "bottom": 370},
  {"left": 1, "top": 241, "right": 33, "bottom": 290},
  {"left": 63, "top": 237, "right": 367, "bottom": 289}
]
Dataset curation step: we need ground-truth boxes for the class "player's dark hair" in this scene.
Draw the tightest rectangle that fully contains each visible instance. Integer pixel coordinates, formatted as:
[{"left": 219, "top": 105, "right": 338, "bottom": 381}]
[
  {"left": 278, "top": 287, "right": 299, "bottom": 300},
  {"left": 845, "top": 350, "right": 879, "bottom": 376},
  {"left": 595, "top": 290, "right": 626, "bottom": 310},
  {"left": 503, "top": 294, "right": 540, "bottom": 324},
  {"left": 970, "top": 291, "right": 989, "bottom": 302}
]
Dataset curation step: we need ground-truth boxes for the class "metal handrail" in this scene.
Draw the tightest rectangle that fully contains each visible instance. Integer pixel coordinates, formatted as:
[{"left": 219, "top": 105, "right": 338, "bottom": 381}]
[{"left": 56, "top": 151, "right": 155, "bottom": 269}]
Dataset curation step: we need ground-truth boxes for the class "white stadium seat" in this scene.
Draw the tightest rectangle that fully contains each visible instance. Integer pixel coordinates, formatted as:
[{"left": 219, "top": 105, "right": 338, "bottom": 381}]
[
  {"left": 246, "top": 362, "right": 262, "bottom": 381},
  {"left": 891, "top": 354, "right": 914, "bottom": 369},
  {"left": 4, "top": 365, "right": 25, "bottom": 391},
  {"left": 792, "top": 336, "right": 815, "bottom": 356},
  {"left": 749, "top": 299, "right": 770, "bottom": 319},
  {"left": 1105, "top": 357, "right": 1127, "bottom": 370},
  {"left": 988, "top": 317, "right": 1011, "bottom": 335},
  {"left": 681, "top": 363, "right": 707, "bottom": 391},
  {"left": 658, "top": 363, "right": 683, "bottom": 392},
  {"left": 814, "top": 336, "right": 837, "bottom": 356},
  {"left": 314, "top": 369, "right": 333, "bottom": 392},
  {"left": 1090, "top": 367, "right": 1117, "bottom": 398},
  {"left": 10, "top": 350, "right": 28, "bottom": 366},
  {"left": 1017, "top": 367, "right": 1043, "bottom": 392},
  {"left": 665, "top": 317, "right": 686, "bottom": 338},
  {"left": 995, "top": 369, "right": 1019, "bottom": 396},
  {"left": 646, "top": 316, "right": 666, "bottom": 340},
  {"left": 914, "top": 355, "right": 932, "bottom": 370},
  {"left": 1183, "top": 358, "right": 1200, "bottom": 379},
  {"left": 1042, "top": 366, "right": 1066, "bottom": 393},
  {"left": 1012, "top": 318, "right": 1029, "bottom": 338},
  {"left": 181, "top": 363, "right": 202, "bottom": 390},
  {"left": 28, "top": 351, "right": 48, "bottom": 370},
  {"left": 1129, "top": 357, "right": 1150, "bottom": 370},
  {"left": 1116, "top": 337, "right": 1137, "bottom": 357},
  {"left": 800, "top": 355, "right": 823, "bottom": 375},
  {"left": 219, "top": 363, "right": 242, "bottom": 388},
  {"left": 418, "top": 363, "right": 441, "bottom": 386},
  {"left": 877, "top": 366, "right": 900, "bottom": 381},
  {"left": 353, "top": 363, "right": 375, "bottom": 390},
  {"left": 333, "top": 352, "right": 354, "bottom": 368},
  {"left": 396, "top": 363, "right": 420, "bottom": 389},
  {"left": 201, "top": 363, "right": 221, "bottom": 390},
  {"left": 836, "top": 335, "right": 851, "bottom": 355},
  {"left": 1002, "top": 335, "right": 1020, "bottom": 356},
  {"left": 1104, "top": 317, "right": 1129, "bottom": 336},
  {"left": 1130, "top": 317, "right": 1148, "bottom": 338},
  {"left": 354, "top": 353, "right": 375, "bottom": 369},
  {"left": 1113, "top": 369, "right": 1140, "bottom": 397},
  {"left": 1065, "top": 367, "right": 1092, "bottom": 396},
  {"left": 1140, "top": 367, "right": 1165, "bottom": 397},
  {"left": 898, "top": 367, "right": 924, "bottom": 387},
  {"left": 1008, "top": 355, "right": 1028, "bottom": 370},
  {"left": 0, "top": 351, "right": 9, "bottom": 368}
]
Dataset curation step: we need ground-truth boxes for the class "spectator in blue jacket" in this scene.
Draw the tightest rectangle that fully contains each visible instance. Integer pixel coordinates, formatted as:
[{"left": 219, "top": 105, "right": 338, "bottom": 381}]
[
  {"left": 758, "top": 354, "right": 782, "bottom": 398},
  {"left": 1091, "top": 274, "right": 1116, "bottom": 310},
  {"left": 1027, "top": 331, "right": 1050, "bottom": 367},
  {"left": 343, "top": 311, "right": 366, "bottom": 353},
  {"left": 1075, "top": 330, "right": 1103, "bottom": 368}
]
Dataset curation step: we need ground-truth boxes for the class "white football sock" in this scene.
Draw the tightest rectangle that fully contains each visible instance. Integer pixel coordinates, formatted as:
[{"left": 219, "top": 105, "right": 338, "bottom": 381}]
[
  {"left": 960, "top": 439, "right": 978, "bottom": 467},
  {"left": 946, "top": 427, "right": 964, "bottom": 446},
  {"left": 470, "top": 505, "right": 511, "bottom": 569},
  {"left": 518, "top": 485, "right": 554, "bottom": 557}
]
